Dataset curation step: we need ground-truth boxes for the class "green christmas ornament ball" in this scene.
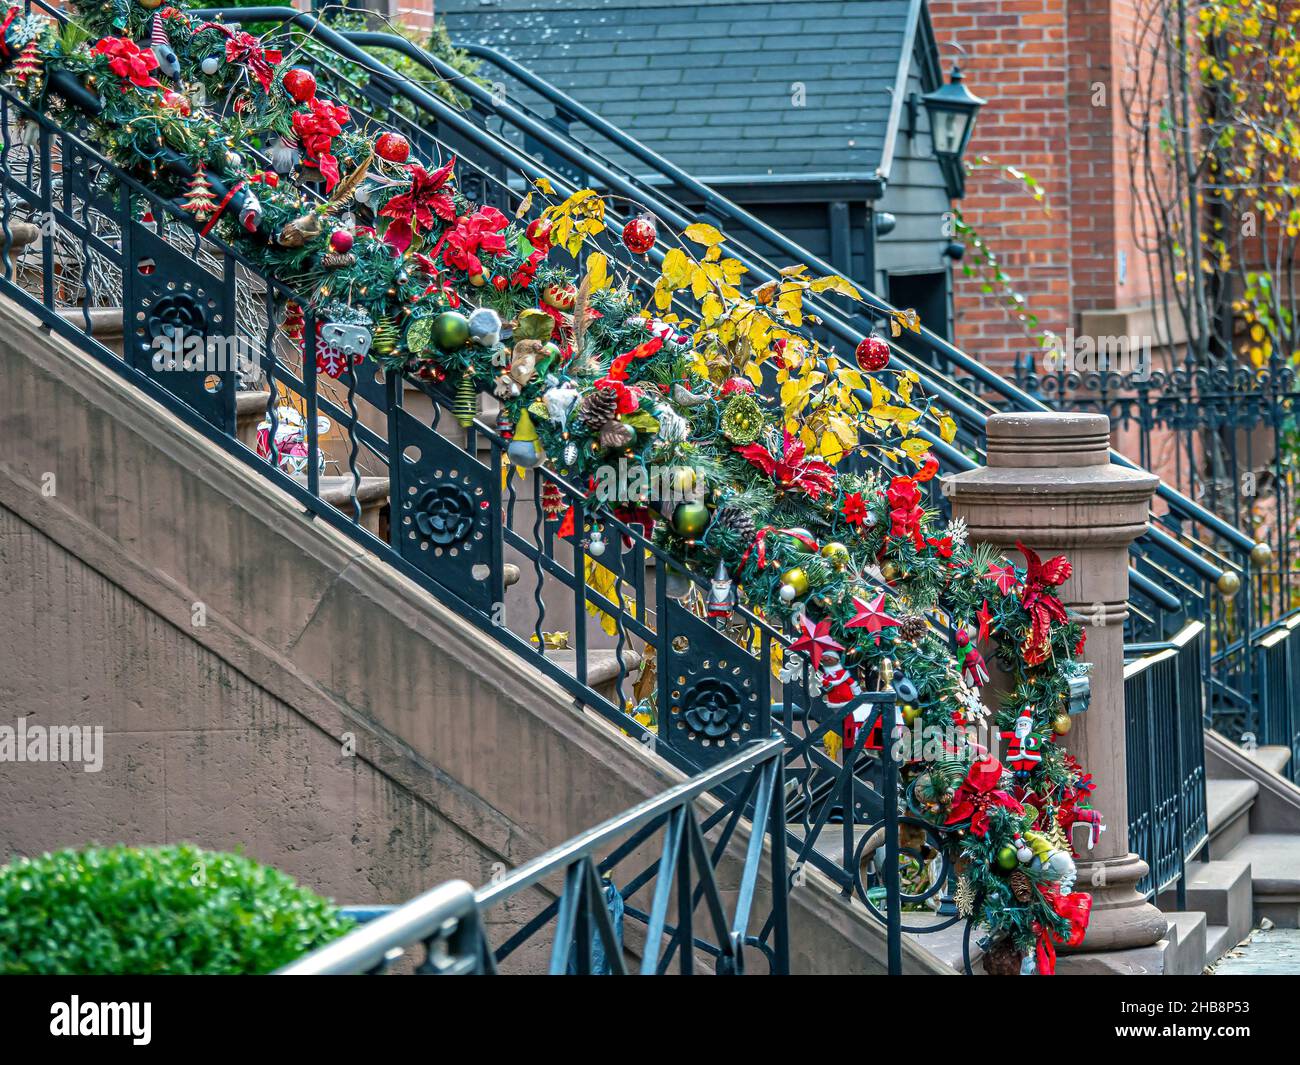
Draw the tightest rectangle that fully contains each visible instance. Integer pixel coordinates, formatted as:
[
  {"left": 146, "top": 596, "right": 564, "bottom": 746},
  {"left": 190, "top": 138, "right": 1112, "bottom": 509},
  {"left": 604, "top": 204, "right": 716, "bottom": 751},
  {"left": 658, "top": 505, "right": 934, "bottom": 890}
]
[
  {"left": 995, "top": 845, "right": 1019, "bottom": 871},
  {"left": 671, "top": 501, "right": 710, "bottom": 538},
  {"left": 431, "top": 311, "right": 471, "bottom": 351}
]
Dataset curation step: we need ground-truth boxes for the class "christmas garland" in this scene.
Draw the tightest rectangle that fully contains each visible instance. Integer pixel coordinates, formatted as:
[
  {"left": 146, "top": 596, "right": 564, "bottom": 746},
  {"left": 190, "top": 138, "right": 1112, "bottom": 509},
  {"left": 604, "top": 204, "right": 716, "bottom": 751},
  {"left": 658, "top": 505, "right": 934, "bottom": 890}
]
[{"left": 5, "top": 1, "right": 1102, "bottom": 973}]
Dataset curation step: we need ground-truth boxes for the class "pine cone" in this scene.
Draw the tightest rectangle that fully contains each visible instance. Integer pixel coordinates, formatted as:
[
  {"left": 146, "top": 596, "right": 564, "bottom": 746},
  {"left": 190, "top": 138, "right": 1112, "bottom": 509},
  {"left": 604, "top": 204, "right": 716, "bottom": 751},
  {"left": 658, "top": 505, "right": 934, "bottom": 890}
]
[
  {"left": 981, "top": 938, "right": 1024, "bottom": 976},
  {"left": 577, "top": 387, "right": 618, "bottom": 429},
  {"left": 714, "top": 505, "right": 756, "bottom": 544},
  {"left": 1009, "top": 870, "right": 1034, "bottom": 903},
  {"left": 899, "top": 614, "right": 928, "bottom": 642}
]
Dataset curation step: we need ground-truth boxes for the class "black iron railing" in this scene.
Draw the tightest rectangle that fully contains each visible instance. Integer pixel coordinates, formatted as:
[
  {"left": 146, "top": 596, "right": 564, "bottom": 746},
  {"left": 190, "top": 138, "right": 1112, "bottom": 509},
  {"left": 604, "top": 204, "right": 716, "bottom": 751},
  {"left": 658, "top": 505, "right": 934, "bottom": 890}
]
[
  {"left": 1124, "top": 622, "right": 1210, "bottom": 904},
  {"left": 279, "top": 737, "right": 795, "bottom": 975}
]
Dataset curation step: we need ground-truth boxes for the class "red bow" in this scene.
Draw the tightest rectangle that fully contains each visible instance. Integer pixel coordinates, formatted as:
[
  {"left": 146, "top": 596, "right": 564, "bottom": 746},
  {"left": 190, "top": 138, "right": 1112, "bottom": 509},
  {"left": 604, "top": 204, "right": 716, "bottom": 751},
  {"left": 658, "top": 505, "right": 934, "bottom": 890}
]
[
  {"left": 379, "top": 159, "right": 458, "bottom": 252},
  {"left": 1032, "top": 888, "right": 1091, "bottom": 975},
  {"left": 291, "top": 97, "right": 350, "bottom": 191},
  {"left": 886, "top": 475, "right": 925, "bottom": 549},
  {"left": 92, "top": 36, "right": 161, "bottom": 90},
  {"left": 1016, "top": 541, "right": 1072, "bottom": 665},
  {"left": 738, "top": 526, "right": 820, "bottom": 574},
  {"left": 944, "top": 757, "right": 1023, "bottom": 837},
  {"left": 224, "top": 30, "right": 282, "bottom": 93},
  {"left": 441, "top": 205, "right": 508, "bottom": 277},
  {"left": 735, "top": 431, "right": 834, "bottom": 499}
]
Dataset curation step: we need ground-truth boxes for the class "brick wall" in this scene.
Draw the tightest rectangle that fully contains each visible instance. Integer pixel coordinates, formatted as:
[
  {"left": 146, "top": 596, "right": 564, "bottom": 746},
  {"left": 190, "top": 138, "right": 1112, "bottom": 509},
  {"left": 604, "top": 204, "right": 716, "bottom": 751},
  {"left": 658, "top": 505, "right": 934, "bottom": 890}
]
[{"left": 929, "top": 0, "right": 1157, "bottom": 373}]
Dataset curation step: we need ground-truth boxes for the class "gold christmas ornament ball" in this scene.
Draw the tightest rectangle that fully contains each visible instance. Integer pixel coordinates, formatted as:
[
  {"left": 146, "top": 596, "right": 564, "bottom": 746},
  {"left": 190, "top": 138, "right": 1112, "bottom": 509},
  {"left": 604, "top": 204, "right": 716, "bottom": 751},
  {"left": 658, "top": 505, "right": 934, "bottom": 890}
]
[
  {"left": 820, "top": 541, "right": 851, "bottom": 570},
  {"left": 139, "top": 0, "right": 165, "bottom": 8},
  {"left": 901, "top": 703, "right": 922, "bottom": 726},
  {"left": 1216, "top": 571, "right": 1241, "bottom": 597},
  {"left": 1052, "top": 713, "right": 1072, "bottom": 735},
  {"left": 669, "top": 466, "right": 700, "bottom": 494},
  {"left": 670, "top": 501, "right": 710, "bottom": 538},
  {"left": 1251, "top": 541, "right": 1273, "bottom": 566},
  {"left": 881, "top": 561, "right": 900, "bottom": 581},
  {"left": 780, "top": 566, "right": 810, "bottom": 599}
]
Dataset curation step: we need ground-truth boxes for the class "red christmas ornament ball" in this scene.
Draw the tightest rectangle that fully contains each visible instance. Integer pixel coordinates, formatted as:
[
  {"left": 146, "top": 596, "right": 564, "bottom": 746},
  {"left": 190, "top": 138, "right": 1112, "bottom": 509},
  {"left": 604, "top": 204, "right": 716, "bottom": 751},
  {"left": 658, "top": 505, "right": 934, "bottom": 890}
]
[
  {"left": 855, "top": 335, "right": 891, "bottom": 372},
  {"left": 621, "top": 215, "right": 657, "bottom": 255},
  {"left": 282, "top": 67, "right": 317, "bottom": 104},
  {"left": 375, "top": 132, "right": 410, "bottom": 163},
  {"left": 161, "top": 90, "right": 191, "bottom": 116},
  {"left": 329, "top": 229, "right": 354, "bottom": 254}
]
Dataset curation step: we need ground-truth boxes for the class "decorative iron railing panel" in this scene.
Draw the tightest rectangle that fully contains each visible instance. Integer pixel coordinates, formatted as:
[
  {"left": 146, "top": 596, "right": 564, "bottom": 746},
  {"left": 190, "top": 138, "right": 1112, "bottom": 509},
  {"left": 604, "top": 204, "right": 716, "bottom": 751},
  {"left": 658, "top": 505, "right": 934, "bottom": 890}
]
[{"left": 1124, "top": 623, "right": 1209, "bottom": 903}]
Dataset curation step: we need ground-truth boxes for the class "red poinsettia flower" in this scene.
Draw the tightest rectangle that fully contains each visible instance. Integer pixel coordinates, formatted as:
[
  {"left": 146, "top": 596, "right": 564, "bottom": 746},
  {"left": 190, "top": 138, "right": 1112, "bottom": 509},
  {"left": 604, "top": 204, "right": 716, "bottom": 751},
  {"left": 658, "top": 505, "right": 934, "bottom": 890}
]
[
  {"left": 93, "top": 37, "right": 161, "bottom": 90},
  {"left": 379, "top": 159, "right": 458, "bottom": 253},
  {"left": 735, "top": 431, "right": 835, "bottom": 500},
  {"left": 842, "top": 492, "right": 867, "bottom": 526},
  {"left": 926, "top": 535, "right": 954, "bottom": 559},
  {"left": 291, "top": 97, "right": 350, "bottom": 191}
]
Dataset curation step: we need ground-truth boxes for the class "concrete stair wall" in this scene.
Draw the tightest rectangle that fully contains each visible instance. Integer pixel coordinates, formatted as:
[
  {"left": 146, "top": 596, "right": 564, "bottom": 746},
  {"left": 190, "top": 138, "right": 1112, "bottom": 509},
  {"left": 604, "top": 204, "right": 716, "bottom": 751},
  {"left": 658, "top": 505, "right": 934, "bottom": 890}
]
[{"left": 0, "top": 295, "right": 949, "bottom": 974}]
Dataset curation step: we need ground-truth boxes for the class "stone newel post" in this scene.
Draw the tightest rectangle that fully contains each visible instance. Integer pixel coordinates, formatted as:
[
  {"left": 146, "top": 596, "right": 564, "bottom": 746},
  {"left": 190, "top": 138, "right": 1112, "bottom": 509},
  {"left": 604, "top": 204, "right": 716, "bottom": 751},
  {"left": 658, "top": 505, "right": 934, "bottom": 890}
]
[{"left": 949, "top": 412, "right": 1169, "bottom": 969}]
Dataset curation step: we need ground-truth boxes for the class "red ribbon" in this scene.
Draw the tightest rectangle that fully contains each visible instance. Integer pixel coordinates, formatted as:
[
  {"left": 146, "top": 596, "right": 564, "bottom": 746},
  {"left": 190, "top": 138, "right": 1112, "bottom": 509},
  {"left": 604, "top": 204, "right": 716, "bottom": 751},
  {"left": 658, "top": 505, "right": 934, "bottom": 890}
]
[
  {"left": 0, "top": 8, "right": 18, "bottom": 59},
  {"left": 198, "top": 179, "right": 244, "bottom": 238},
  {"left": 1032, "top": 889, "right": 1092, "bottom": 975},
  {"left": 944, "top": 756, "right": 1024, "bottom": 837}
]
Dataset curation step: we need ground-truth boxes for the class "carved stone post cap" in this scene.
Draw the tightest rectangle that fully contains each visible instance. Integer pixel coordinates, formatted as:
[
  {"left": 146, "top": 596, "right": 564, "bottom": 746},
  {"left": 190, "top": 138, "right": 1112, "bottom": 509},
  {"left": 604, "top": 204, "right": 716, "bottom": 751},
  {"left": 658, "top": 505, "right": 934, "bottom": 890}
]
[{"left": 986, "top": 412, "right": 1111, "bottom": 468}]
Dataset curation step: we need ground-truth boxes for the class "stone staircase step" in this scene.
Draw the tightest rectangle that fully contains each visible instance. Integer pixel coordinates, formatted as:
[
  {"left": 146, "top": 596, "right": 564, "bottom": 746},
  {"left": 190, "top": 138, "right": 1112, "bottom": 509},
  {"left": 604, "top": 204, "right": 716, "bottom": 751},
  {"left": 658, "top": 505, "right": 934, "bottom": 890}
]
[
  {"left": 303, "top": 474, "right": 388, "bottom": 536},
  {"left": 552, "top": 647, "right": 642, "bottom": 703},
  {"left": 1206, "top": 923, "right": 1235, "bottom": 962},
  {"left": 57, "top": 306, "right": 125, "bottom": 355},
  {"left": 236, "top": 389, "right": 270, "bottom": 448},
  {"left": 1207, "top": 778, "right": 1259, "bottom": 854},
  {"left": 1162, "top": 911, "right": 1207, "bottom": 974},
  {"left": 1157, "top": 859, "right": 1254, "bottom": 949},
  {"left": 1247, "top": 745, "right": 1292, "bottom": 777},
  {"left": 1223, "top": 833, "right": 1300, "bottom": 928}
]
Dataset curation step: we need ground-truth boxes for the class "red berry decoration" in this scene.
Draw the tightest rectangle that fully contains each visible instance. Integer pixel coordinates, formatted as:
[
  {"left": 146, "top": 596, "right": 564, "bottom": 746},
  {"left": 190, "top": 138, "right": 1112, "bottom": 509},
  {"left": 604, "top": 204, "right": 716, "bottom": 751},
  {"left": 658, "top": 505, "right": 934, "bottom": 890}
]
[
  {"left": 374, "top": 132, "right": 410, "bottom": 163},
  {"left": 855, "top": 334, "right": 891, "bottom": 372},
  {"left": 329, "top": 229, "right": 354, "bottom": 254},
  {"left": 282, "top": 67, "right": 317, "bottom": 104},
  {"left": 622, "top": 214, "right": 657, "bottom": 255}
]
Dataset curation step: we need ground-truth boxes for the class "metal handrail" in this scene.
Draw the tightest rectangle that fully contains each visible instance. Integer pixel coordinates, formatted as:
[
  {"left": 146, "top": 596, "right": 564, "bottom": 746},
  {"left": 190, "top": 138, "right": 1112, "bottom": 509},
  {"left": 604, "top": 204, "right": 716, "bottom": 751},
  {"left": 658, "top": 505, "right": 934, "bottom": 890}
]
[{"left": 279, "top": 737, "right": 796, "bottom": 975}]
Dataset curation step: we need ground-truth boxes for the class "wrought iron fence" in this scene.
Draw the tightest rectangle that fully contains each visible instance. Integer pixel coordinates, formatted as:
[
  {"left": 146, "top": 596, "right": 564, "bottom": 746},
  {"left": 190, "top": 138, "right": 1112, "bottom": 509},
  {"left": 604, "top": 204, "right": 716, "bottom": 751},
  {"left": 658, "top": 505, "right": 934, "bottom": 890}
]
[
  {"left": 280, "top": 737, "right": 795, "bottom": 975},
  {"left": 1123, "top": 622, "right": 1210, "bottom": 904}
]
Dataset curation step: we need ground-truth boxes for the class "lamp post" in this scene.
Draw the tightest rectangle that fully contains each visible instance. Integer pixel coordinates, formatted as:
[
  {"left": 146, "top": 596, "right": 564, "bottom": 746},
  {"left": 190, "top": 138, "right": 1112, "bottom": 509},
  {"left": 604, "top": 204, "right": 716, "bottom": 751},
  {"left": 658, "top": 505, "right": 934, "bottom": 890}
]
[{"left": 921, "top": 63, "right": 986, "bottom": 166}]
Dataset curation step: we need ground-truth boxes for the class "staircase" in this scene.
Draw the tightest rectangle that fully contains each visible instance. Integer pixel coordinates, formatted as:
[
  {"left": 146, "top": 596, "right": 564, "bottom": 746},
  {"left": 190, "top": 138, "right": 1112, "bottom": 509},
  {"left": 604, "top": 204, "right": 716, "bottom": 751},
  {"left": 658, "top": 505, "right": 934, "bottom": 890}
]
[{"left": 1157, "top": 736, "right": 1300, "bottom": 972}]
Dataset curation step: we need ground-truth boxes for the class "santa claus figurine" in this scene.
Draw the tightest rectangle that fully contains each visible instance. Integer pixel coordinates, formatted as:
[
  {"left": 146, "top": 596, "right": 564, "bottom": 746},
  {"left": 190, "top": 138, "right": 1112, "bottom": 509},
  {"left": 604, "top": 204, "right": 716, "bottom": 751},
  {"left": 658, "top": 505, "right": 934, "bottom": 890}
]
[
  {"left": 817, "top": 651, "right": 864, "bottom": 750},
  {"left": 1002, "top": 710, "right": 1043, "bottom": 774}
]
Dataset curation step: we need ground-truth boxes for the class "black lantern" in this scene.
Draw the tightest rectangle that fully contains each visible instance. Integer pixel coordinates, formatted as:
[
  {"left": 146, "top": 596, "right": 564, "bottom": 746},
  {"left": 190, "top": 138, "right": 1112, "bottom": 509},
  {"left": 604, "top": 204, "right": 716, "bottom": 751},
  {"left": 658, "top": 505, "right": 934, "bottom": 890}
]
[{"left": 922, "top": 63, "right": 985, "bottom": 164}]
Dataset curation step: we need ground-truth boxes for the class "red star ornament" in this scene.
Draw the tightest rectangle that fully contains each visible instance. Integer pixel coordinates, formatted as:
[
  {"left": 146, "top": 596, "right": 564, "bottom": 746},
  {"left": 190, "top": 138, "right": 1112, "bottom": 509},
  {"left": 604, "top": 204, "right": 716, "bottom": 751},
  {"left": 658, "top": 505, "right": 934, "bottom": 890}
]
[
  {"left": 789, "top": 613, "right": 843, "bottom": 669},
  {"left": 846, "top": 591, "right": 902, "bottom": 645}
]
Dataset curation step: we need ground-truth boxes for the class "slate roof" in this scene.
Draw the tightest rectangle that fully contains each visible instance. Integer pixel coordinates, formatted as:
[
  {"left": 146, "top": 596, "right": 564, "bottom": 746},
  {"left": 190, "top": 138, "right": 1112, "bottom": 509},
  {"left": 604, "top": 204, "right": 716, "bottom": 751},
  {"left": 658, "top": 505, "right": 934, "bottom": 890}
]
[{"left": 438, "top": 0, "right": 923, "bottom": 183}]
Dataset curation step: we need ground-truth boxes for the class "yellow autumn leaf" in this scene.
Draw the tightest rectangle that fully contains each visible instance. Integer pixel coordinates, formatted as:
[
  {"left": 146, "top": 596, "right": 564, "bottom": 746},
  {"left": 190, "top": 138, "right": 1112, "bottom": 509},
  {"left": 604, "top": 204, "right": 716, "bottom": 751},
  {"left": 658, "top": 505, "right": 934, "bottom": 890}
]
[
  {"left": 691, "top": 264, "right": 713, "bottom": 300},
  {"left": 899, "top": 437, "right": 932, "bottom": 459},
  {"left": 809, "top": 275, "right": 863, "bottom": 300},
  {"left": 939, "top": 414, "right": 957, "bottom": 444},
  {"left": 585, "top": 251, "right": 610, "bottom": 291},
  {"left": 534, "top": 176, "right": 554, "bottom": 195},
  {"left": 744, "top": 360, "right": 765, "bottom": 387},
  {"left": 661, "top": 247, "right": 692, "bottom": 289},
  {"left": 684, "top": 222, "right": 725, "bottom": 246},
  {"left": 515, "top": 191, "right": 533, "bottom": 219}
]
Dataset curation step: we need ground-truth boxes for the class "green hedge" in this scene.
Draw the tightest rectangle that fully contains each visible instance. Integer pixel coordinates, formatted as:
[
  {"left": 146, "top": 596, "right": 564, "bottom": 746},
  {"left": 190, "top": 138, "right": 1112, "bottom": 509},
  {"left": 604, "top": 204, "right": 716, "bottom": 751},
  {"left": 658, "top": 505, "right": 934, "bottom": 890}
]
[{"left": 0, "top": 844, "right": 354, "bottom": 974}]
